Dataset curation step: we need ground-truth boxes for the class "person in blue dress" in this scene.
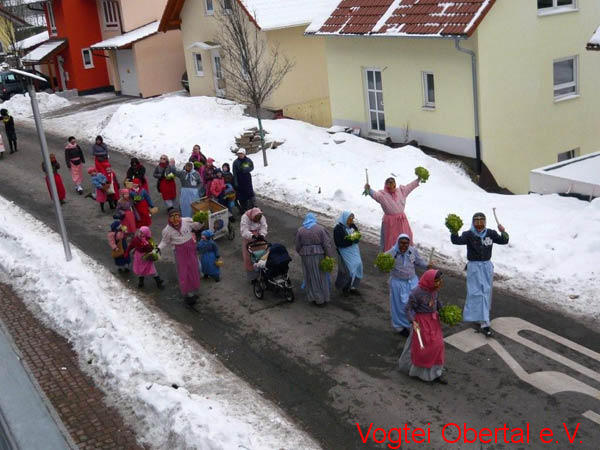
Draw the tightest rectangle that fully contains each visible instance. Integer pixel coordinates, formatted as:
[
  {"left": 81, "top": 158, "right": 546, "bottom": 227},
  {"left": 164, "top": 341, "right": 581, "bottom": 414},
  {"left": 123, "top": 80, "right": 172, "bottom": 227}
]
[
  {"left": 385, "top": 234, "right": 428, "bottom": 336},
  {"left": 450, "top": 212, "right": 509, "bottom": 337},
  {"left": 333, "top": 211, "right": 363, "bottom": 295},
  {"left": 197, "top": 230, "right": 221, "bottom": 282}
]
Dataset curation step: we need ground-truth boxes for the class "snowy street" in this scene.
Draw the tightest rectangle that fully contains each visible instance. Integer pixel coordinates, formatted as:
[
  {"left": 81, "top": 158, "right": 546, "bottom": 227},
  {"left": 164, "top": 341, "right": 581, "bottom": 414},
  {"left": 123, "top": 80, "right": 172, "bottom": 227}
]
[{"left": 0, "top": 124, "right": 598, "bottom": 448}]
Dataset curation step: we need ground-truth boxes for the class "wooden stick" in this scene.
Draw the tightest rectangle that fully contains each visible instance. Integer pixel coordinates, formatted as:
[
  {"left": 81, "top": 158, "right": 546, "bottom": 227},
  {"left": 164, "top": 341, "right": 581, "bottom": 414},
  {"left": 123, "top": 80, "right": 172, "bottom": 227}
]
[
  {"left": 365, "top": 168, "right": 369, "bottom": 185},
  {"left": 492, "top": 207, "right": 501, "bottom": 227},
  {"left": 428, "top": 247, "right": 435, "bottom": 265}
]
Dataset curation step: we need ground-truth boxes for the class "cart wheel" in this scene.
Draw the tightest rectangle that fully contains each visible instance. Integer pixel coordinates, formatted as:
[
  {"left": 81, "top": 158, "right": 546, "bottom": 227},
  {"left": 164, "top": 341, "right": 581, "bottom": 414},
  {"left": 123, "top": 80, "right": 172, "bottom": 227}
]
[
  {"left": 284, "top": 288, "right": 294, "bottom": 302},
  {"left": 253, "top": 281, "right": 264, "bottom": 299},
  {"left": 228, "top": 227, "right": 235, "bottom": 240}
]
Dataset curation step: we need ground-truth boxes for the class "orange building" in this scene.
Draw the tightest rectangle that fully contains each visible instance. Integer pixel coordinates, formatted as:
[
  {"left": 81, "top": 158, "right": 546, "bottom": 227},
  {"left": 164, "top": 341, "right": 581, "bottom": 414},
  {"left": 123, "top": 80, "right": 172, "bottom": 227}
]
[{"left": 22, "top": 0, "right": 111, "bottom": 94}]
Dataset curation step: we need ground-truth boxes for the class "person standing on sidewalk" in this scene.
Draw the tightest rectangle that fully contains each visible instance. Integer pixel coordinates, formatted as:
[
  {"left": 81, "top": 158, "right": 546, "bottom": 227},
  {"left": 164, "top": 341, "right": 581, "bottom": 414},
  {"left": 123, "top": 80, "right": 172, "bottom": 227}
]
[
  {"left": 450, "top": 212, "right": 509, "bottom": 337},
  {"left": 1, "top": 108, "right": 17, "bottom": 154},
  {"left": 64, "top": 136, "right": 85, "bottom": 194}
]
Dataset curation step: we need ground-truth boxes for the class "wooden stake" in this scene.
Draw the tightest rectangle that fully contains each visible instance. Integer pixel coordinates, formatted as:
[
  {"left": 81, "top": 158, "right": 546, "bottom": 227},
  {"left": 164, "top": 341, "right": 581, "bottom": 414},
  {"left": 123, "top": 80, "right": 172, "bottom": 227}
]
[{"left": 492, "top": 207, "right": 501, "bottom": 227}]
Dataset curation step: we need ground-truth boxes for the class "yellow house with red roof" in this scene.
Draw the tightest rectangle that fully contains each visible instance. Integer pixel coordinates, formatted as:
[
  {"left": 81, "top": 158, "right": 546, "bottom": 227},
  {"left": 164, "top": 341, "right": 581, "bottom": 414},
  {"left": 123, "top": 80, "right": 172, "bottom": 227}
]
[{"left": 309, "top": 0, "right": 600, "bottom": 194}]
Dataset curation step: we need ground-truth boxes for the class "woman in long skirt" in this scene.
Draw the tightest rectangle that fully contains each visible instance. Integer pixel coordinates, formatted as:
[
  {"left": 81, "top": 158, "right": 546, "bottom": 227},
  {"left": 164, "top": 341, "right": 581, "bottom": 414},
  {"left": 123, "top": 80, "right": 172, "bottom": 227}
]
[
  {"left": 158, "top": 209, "right": 203, "bottom": 305},
  {"left": 116, "top": 189, "right": 137, "bottom": 236},
  {"left": 333, "top": 211, "right": 363, "bottom": 295},
  {"left": 240, "top": 207, "right": 268, "bottom": 281},
  {"left": 130, "top": 178, "right": 154, "bottom": 227},
  {"left": 295, "top": 213, "right": 335, "bottom": 306},
  {"left": 398, "top": 269, "right": 446, "bottom": 384},
  {"left": 153, "top": 155, "right": 177, "bottom": 209},
  {"left": 42, "top": 154, "right": 66, "bottom": 204},
  {"left": 64, "top": 136, "right": 85, "bottom": 194},
  {"left": 170, "top": 160, "right": 202, "bottom": 218},
  {"left": 385, "top": 234, "right": 428, "bottom": 336}
]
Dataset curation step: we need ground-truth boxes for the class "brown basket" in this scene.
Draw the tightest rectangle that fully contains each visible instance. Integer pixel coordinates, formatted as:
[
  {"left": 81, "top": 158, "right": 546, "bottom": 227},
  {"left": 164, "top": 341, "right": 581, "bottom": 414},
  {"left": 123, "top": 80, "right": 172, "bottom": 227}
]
[{"left": 191, "top": 197, "right": 227, "bottom": 214}]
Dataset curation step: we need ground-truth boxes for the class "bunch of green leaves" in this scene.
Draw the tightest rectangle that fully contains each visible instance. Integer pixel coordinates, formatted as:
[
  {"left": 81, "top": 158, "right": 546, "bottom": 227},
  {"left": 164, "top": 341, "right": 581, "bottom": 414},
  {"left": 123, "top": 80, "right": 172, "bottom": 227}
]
[
  {"left": 165, "top": 173, "right": 176, "bottom": 180},
  {"left": 445, "top": 214, "right": 464, "bottom": 234},
  {"left": 414, "top": 166, "right": 430, "bottom": 183},
  {"left": 344, "top": 231, "right": 362, "bottom": 242},
  {"left": 439, "top": 305, "right": 463, "bottom": 326},
  {"left": 319, "top": 256, "right": 336, "bottom": 273},
  {"left": 374, "top": 253, "right": 395, "bottom": 272},
  {"left": 193, "top": 210, "right": 209, "bottom": 223}
]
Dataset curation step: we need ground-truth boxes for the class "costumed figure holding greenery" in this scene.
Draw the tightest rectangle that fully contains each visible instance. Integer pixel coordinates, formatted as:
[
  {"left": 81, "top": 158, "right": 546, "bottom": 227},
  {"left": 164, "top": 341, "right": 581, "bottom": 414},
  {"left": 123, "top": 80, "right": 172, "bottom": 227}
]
[{"left": 333, "top": 211, "right": 363, "bottom": 295}]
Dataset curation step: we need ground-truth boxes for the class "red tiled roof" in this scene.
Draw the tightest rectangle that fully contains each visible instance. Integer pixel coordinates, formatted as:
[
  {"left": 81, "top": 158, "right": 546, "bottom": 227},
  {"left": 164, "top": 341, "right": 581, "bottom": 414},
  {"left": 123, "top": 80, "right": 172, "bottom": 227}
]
[{"left": 314, "top": 0, "right": 495, "bottom": 37}]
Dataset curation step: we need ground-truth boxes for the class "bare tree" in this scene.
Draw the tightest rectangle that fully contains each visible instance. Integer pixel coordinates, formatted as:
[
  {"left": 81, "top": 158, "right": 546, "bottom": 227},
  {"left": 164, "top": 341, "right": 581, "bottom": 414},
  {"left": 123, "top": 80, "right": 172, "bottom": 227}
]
[
  {"left": 216, "top": 0, "right": 294, "bottom": 167},
  {"left": 0, "top": 0, "right": 45, "bottom": 68}
]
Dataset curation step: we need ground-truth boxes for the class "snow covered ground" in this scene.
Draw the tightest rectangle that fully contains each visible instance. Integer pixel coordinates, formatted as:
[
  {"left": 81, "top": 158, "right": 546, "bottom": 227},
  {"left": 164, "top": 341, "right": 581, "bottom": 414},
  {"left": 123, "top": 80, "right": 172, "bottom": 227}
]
[
  {"left": 2, "top": 92, "right": 72, "bottom": 117},
  {"left": 0, "top": 196, "right": 320, "bottom": 450},
  {"left": 17, "top": 92, "right": 600, "bottom": 323}
]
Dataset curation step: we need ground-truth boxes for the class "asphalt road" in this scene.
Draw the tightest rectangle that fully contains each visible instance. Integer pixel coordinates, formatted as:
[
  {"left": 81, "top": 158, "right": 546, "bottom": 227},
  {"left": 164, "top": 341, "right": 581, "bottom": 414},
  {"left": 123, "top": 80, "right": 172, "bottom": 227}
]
[{"left": 1, "top": 124, "right": 599, "bottom": 450}]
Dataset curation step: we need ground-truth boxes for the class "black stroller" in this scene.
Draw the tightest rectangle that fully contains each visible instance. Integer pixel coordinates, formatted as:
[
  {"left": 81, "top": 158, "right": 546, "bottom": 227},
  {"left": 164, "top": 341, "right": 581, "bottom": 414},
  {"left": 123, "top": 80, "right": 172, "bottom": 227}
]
[{"left": 247, "top": 239, "right": 294, "bottom": 302}]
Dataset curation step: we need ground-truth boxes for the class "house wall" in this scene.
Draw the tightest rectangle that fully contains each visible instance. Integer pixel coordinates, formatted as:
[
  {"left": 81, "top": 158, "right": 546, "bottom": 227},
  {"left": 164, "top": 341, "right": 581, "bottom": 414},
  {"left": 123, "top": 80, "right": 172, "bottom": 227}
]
[
  {"left": 119, "top": 0, "right": 165, "bottom": 32},
  {"left": 265, "top": 27, "right": 331, "bottom": 126},
  {"left": 323, "top": 36, "right": 476, "bottom": 156},
  {"left": 134, "top": 30, "right": 185, "bottom": 97},
  {"left": 95, "top": 0, "right": 122, "bottom": 90},
  {"left": 49, "top": 0, "right": 110, "bottom": 93},
  {"left": 476, "top": 0, "right": 600, "bottom": 193}
]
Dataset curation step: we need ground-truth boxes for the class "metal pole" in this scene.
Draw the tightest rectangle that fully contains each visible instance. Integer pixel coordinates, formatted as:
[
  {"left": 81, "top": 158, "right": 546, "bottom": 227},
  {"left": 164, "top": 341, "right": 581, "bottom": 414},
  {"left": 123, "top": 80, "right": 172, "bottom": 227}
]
[{"left": 27, "top": 82, "right": 72, "bottom": 261}]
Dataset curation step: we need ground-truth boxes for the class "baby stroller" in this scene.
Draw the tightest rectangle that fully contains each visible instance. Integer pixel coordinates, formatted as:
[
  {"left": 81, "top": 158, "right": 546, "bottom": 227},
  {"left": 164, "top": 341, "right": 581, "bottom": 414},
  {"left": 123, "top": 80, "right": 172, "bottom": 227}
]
[{"left": 247, "top": 238, "right": 294, "bottom": 302}]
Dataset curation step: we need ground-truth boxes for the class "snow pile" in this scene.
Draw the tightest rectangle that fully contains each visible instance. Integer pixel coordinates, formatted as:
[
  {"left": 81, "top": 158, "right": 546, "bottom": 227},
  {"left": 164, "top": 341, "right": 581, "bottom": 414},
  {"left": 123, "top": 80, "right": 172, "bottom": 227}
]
[
  {"left": 3, "top": 92, "right": 71, "bottom": 117},
  {"left": 0, "top": 196, "right": 320, "bottom": 450},
  {"left": 39, "top": 93, "right": 600, "bottom": 321}
]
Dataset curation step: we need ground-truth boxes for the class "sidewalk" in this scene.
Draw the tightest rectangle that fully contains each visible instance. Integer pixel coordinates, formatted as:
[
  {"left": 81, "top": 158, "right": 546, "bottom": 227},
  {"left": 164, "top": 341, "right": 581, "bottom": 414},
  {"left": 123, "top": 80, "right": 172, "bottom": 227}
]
[{"left": 0, "top": 283, "right": 143, "bottom": 449}]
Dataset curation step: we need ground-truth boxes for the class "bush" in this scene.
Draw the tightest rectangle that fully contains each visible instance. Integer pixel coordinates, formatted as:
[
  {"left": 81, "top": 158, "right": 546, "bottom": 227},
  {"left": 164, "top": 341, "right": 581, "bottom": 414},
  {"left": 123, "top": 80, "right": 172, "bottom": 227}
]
[
  {"left": 374, "top": 253, "right": 395, "bottom": 272},
  {"left": 193, "top": 210, "right": 209, "bottom": 223},
  {"left": 415, "top": 166, "right": 430, "bottom": 183},
  {"left": 445, "top": 214, "right": 464, "bottom": 234},
  {"left": 439, "top": 305, "right": 463, "bottom": 326},
  {"left": 319, "top": 256, "right": 335, "bottom": 273}
]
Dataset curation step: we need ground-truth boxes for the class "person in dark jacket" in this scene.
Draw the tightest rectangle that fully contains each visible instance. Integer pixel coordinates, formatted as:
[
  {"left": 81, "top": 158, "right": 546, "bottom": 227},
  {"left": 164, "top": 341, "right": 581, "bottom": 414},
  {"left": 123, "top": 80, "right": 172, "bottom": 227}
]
[
  {"left": 1, "top": 108, "right": 17, "bottom": 154},
  {"left": 64, "top": 136, "right": 85, "bottom": 194},
  {"left": 232, "top": 149, "right": 255, "bottom": 213},
  {"left": 92, "top": 135, "right": 110, "bottom": 176},
  {"left": 333, "top": 211, "right": 363, "bottom": 295},
  {"left": 450, "top": 212, "right": 509, "bottom": 337},
  {"left": 126, "top": 157, "right": 149, "bottom": 192}
]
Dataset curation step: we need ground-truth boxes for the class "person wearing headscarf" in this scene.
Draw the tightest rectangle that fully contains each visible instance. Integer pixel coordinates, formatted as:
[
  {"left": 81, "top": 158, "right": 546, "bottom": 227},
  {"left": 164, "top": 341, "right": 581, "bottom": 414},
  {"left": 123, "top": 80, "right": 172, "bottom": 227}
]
[
  {"left": 232, "top": 149, "right": 255, "bottom": 213},
  {"left": 130, "top": 178, "right": 154, "bottom": 227},
  {"left": 169, "top": 158, "right": 202, "bottom": 218},
  {"left": 450, "top": 212, "right": 509, "bottom": 337},
  {"left": 125, "top": 226, "right": 163, "bottom": 289},
  {"left": 385, "top": 234, "right": 428, "bottom": 336},
  {"left": 189, "top": 144, "right": 208, "bottom": 170},
  {"left": 295, "top": 213, "right": 336, "bottom": 306},
  {"left": 201, "top": 157, "right": 217, "bottom": 188},
  {"left": 240, "top": 207, "right": 268, "bottom": 281},
  {"left": 107, "top": 220, "right": 130, "bottom": 273},
  {"left": 365, "top": 176, "right": 420, "bottom": 252},
  {"left": 153, "top": 155, "right": 177, "bottom": 209},
  {"left": 64, "top": 136, "right": 85, "bottom": 194},
  {"left": 398, "top": 269, "right": 446, "bottom": 384},
  {"left": 87, "top": 167, "right": 108, "bottom": 211},
  {"left": 197, "top": 230, "right": 221, "bottom": 282},
  {"left": 41, "top": 153, "right": 66, "bottom": 204},
  {"left": 333, "top": 211, "right": 363, "bottom": 295},
  {"left": 115, "top": 188, "right": 137, "bottom": 236},
  {"left": 158, "top": 209, "right": 203, "bottom": 304},
  {"left": 126, "top": 157, "right": 149, "bottom": 193},
  {"left": 91, "top": 135, "right": 110, "bottom": 176},
  {"left": 104, "top": 166, "right": 120, "bottom": 209}
]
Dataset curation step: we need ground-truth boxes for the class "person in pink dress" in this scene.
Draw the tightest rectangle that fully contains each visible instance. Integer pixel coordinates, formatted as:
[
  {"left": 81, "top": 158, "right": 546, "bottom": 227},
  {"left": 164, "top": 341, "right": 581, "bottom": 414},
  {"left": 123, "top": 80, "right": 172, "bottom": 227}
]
[
  {"left": 158, "top": 209, "right": 204, "bottom": 305},
  {"left": 125, "top": 226, "right": 164, "bottom": 289},
  {"left": 365, "top": 176, "right": 420, "bottom": 251}
]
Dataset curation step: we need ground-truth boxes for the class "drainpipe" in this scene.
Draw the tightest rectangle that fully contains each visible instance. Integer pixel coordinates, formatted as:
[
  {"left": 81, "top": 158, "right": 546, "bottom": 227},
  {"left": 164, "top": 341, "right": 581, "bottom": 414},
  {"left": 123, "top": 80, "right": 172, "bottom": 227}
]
[{"left": 454, "top": 37, "right": 482, "bottom": 175}]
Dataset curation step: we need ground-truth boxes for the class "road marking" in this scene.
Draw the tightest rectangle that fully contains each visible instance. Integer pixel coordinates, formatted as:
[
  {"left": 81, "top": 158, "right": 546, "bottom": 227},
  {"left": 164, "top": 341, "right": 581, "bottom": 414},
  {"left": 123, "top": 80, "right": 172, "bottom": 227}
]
[{"left": 446, "top": 317, "right": 600, "bottom": 425}]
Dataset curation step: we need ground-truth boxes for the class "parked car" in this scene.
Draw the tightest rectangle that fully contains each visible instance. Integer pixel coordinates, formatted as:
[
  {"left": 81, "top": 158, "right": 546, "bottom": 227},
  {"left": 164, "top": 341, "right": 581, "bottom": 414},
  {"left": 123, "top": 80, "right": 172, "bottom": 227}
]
[{"left": 0, "top": 70, "right": 51, "bottom": 100}]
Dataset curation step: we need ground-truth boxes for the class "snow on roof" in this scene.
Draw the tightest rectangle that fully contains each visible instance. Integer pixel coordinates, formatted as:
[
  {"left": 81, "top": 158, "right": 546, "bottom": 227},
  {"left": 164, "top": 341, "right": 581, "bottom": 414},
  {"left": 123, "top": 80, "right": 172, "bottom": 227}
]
[
  {"left": 91, "top": 21, "right": 159, "bottom": 50},
  {"left": 21, "top": 39, "right": 66, "bottom": 64},
  {"left": 239, "top": 0, "right": 341, "bottom": 30},
  {"left": 533, "top": 152, "right": 600, "bottom": 186},
  {"left": 14, "top": 30, "right": 49, "bottom": 51},
  {"left": 308, "top": 0, "right": 496, "bottom": 37},
  {"left": 187, "top": 41, "right": 221, "bottom": 51},
  {"left": 587, "top": 25, "right": 600, "bottom": 50}
]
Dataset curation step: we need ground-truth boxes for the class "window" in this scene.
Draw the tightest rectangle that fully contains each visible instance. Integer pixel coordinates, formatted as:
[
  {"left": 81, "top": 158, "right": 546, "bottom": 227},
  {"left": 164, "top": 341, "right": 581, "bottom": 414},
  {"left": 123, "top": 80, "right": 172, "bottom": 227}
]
[
  {"left": 205, "top": 0, "right": 214, "bottom": 15},
  {"left": 3, "top": 74, "right": 18, "bottom": 84},
  {"left": 422, "top": 71, "right": 435, "bottom": 108},
  {"left": 365, "top": 69, "right": 385, "bottom": 132},
  {"left": 194, "top": 53, "right": 204, "bottom": 76},
  {"left": 538, "top": 0, "right": 576, "bottom": 12},
  {"left": 81, "top": 48, "right": 94, "bottom": 69},
  {"left": 557, "top": 148, "right": 579, "bottom": 162},
  {"left": 102, "top": 0, "right": 120, "bottom": 29},
  {"left": 553, "top": 56, "right": 578, "bottom": 99},
  {"left": 213, "top": 55, "right": 223, "bottom": 79},
  {"left": 223, "top": 0, "right": 233, "bottom": 12},
  {"left": 47, "top": 0, "right": 57, "bottom": 35}
]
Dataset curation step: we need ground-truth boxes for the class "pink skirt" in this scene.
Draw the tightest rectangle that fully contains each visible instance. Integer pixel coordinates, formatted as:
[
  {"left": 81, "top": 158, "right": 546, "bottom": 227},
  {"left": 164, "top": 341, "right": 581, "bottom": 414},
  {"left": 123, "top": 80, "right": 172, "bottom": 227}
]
[
  {"left": 96, "top": 187, "right": 107, "bottom": 203},
  {"left": 132, "top": 250, "right": 157, "bottom": 277},
  {"left": 69, "top": 163, "right": 83, "bottom": 185},
  {"left": 411, "top": 312, "right": 445, "bottom": 368},
  {"left": 174, "top": 238, "right": 201, "bottom": 295},
  {"left": 120, "top": 210, "right": 137, "bottom": 236},
  {"left": 382, "top": 212, "right": 413, "bottom": 251}
]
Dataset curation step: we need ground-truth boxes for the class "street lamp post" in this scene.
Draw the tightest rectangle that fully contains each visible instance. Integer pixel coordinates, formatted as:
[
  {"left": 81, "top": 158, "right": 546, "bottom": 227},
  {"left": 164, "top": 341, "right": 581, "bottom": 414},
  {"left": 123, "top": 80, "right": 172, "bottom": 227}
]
[{"left": 10, "top": 69, "right": 72, "bottom": 261}]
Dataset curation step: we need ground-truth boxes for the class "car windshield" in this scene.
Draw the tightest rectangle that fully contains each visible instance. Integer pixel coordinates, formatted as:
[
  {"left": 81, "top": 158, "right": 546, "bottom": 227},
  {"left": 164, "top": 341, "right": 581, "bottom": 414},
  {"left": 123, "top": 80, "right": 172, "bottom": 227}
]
[{"left": 3, "top": 74, "right": 18, "bottom": 83}]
